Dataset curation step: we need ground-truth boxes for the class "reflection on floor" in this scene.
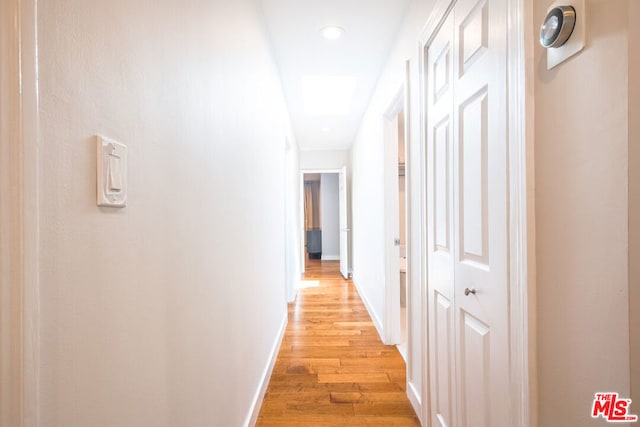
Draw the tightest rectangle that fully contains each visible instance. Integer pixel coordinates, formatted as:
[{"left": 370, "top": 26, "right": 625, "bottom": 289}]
[{"left": 256, "top": 259, "right": 420, "bottom": 426}]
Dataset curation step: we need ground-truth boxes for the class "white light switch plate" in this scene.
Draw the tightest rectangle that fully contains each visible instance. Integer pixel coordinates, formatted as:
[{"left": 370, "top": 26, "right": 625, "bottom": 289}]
[{"left": 96, "top": 135, "right": 127, "bottom": 207}]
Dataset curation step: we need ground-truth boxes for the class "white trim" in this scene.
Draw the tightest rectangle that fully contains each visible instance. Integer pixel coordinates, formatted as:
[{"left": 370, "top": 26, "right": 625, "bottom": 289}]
[
  {"left": 299, "top": 171, "right": 306, "bottom": 275},
  {"left": 351, "top": 277, "right": 385, "bottom": 342},
  {"left": 382, "top": 82, "right": 406, "bottom": 346},
  {"left": 407, "top": 380, "right": 422, "bottom": 423},
  {"left": 320, "top": 255, "right": 340, "bottom": 261},
  {"left": 418, "top": 0, "right": 457, "bottom": 45},
  {"left": 301, "top": 168, "right": 343, "bottom": 174},
  {"left": 403, "top": 58, "right": 424, "bottom": 422},
  {"left": 0, "top": 0, "right": 40, "bottom": 425},
  {"left": 245, "top": 313, "right": 287, "bottom": 427},
  {"left": 400, "top": 58, "right": 416, "bottom": 394},
  {"left": 417, "top": 0, "right": 533, "bottom": 425},
  {"left": 507, "top": 0, "right": 537, "bottom": 425},
  {"left": 418, "top": 22, "right": 432, "bottom": 427},
  {"left": 338, "top": 165, "right": 350, "bottom": 279},
  {"left": 382, "top": 60, "right": 421, "bottom": 418}
]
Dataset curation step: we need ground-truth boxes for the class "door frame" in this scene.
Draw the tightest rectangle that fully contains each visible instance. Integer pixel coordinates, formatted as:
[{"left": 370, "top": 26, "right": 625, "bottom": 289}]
[
  {"left": 299, "top": 169, "right": 346, "bottom": 276},
  {"left": 417, "top": 0, "right": 536, "bottom": 425},
  {"left": 0, "top": 0, "right": 40, "bottom": 425},
  {"left": 382, "top": 86, "right": 402, "bottom": 346},
  {"left": 382, "top": 64, "right": 411, "bottom": 348},
  {"left": 338, "top": 166, "right": 350, "bottom": 280}
]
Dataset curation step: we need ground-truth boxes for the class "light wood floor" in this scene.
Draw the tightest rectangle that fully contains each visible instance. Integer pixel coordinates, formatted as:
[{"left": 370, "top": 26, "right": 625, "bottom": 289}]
[{"left": 256, "top": 259, "right": 420, "bottom": 426}]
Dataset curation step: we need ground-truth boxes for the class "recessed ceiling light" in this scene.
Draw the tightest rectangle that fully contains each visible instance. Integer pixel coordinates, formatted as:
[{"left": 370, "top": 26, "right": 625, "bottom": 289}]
[
  {"left": 321, "top": 26, "right": 345, "bottom": 40},
  {"left": 322, "top": 127, "right": 331, "bottom": 132}
]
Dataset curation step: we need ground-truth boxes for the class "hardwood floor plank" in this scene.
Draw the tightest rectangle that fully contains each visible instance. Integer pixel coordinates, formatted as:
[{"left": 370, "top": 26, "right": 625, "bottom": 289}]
[
  {"left": 256, "top": 259, "right": 420, "bottom": 426},
  {"left": 256, "top": 415, "right": 420, "bottom": 427},
  {"left": 339, "top": 357, "right": 406, "bottom": 368},
  {"left": 285, "top": 402, "right": 355, "bottom": 416},
  {"left": 353, "top": 402, "right": 417, "bottom": 416},
  {"left": 329, "top": 392, "right": 364, "bottom": 404},
  {"left": 317, "top": 373, "right": 390, "bottom": 384},
  {"left": 358, "top": 382, "right": 406, "bottom": 393},
  {"left": 265, "top": 382, "right": 361, "bottom": 394}
]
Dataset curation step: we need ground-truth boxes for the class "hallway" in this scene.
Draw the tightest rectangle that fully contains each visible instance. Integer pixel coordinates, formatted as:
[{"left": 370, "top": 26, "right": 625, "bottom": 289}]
[
  {"left": 256, "top": 260, "right": 420, "bottom": 426},
  {"left": 3, "top": 0, "right": 639, "bottom": 425}
]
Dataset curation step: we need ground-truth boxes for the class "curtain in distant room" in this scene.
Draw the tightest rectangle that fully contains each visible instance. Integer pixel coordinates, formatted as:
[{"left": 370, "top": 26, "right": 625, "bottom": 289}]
[{"left": 304, "top": 180, "right": 321, "bottom": 230}]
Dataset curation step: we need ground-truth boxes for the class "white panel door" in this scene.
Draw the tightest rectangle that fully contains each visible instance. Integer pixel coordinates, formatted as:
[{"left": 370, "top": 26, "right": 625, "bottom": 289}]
[
  {"left": 426, "top": 12, "right": 456, "bottom": 427},
  {"left": 452, "top": 0, "right": 509, "bottom": 424},
  {"left": 339, "top": 166, "right": 349, "bottom": 279},
  {"left": 426, "top": 0, "right": 509, "bottom": 425}
]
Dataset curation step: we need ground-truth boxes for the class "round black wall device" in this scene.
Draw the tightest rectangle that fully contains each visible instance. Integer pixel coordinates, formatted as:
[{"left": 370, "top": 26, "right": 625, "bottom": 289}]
[{"left": 540, "top": 5, "right": 576, "bottom": 48}]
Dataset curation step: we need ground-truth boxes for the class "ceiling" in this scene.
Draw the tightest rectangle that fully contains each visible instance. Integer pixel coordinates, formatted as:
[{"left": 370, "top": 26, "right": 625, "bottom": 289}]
[{"left": 260, "top": 0, "right": 411, "bottom": 151}]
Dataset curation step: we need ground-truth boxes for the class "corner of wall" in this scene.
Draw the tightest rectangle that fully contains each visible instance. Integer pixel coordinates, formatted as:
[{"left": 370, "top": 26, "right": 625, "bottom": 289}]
[
  {"left": 0, "top": 0, "right": 40, "bottom": 425},
  {"left": 628, "top": 0, "right": 640, "bottom": 406},
  {"left": 351, "top": 277, "right": 385, "bottom": 342}
]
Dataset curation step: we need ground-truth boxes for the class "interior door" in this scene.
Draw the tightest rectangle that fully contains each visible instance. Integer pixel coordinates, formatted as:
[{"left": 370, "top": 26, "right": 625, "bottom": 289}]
[
  {"left": 452, "top": 0, "right": 509, "bottom": 424},
  {"left": 339, "top": 166, "right": 349, "bottom": 279},
  {"left": 426, "top": 0, "right": 510, "bottom": 425},
  {"left": 426, "top": 12, "right": 457, "bottom": 427}
]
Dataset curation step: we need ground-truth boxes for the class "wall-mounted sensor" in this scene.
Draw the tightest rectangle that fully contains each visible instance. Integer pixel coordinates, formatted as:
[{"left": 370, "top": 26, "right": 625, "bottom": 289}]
[
  {"left": 541, "top": 0, "right": 585, "bottom": 69},
  {"left": 540, "top": 6, "right": 576, "bottom": 48}
]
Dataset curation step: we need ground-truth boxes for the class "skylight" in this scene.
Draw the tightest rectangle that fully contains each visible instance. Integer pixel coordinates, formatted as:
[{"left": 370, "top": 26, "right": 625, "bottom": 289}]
[{"left": 302, "top": 76, "right": 358, "bottom": 115}]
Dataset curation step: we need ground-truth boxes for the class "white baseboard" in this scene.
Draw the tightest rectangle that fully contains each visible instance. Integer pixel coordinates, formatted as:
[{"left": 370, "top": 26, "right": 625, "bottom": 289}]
[
  {"left": 321, "top": 254, "right": 340, "bottom": 261},
  {"left": 352, "top": 276, "right": 385, "bottom": 343},
  {"left": 244, "top": 312, "right": 287, "bottom": 427},
  {"left": 407, "top": 380, "right": 423, "bottom": 425}
]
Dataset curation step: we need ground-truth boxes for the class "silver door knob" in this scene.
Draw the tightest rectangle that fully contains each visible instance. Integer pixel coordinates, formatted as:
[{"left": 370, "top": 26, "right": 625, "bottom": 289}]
[{"left": 464, "top": 288, "right": 476, "bottom": 296}]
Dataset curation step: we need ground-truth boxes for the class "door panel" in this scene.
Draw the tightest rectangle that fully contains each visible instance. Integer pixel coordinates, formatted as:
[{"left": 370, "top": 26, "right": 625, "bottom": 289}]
[
  {"left": 426, "top": 11, "right": 456, "bottom": 427},
  {"left": 459, "top": 87, "right": 488, "bottom": 266},
  {"left": 434, "top": 292, "right": 454, "bottom": 427},
  {"left": 434, "top": 118, "right": 451, "bottom": 253},
  {"left": 433, "top": 42, "right": 451, "bottom": 102},
  {"left": 460, "top": 311, "right": 490, "bottom": 427},
  {"left": 426, "top": 0, "right": 509, "bottom": 424},
  {"left": 459, "top": 0, "right": 488, "bottom": 76},
  {"left": 453, "top": 0, "right": 509, "bottom": 424}
]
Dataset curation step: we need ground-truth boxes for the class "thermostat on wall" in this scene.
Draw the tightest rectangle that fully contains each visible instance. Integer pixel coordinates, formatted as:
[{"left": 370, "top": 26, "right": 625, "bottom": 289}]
[
  {"left": 96, "top": 135, "right": 127, "bottom": 208},
  {"left": 541, "top": 0, "right": 585, "bottom": 69}
]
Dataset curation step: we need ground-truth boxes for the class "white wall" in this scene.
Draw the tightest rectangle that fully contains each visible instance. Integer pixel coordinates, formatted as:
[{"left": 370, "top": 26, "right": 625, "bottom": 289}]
[
  {"left": 285, "top": 139, "right": 302, "bottom": 302},
  {"left": 534, "top": 0, "right": 632, "bottom": 424},
  {"left": 629, "top": 0, "right": 640, "bottom": 407},
  {"left": 300, "top": 149, "right": 349, "bottom": 170},
  {"left": 36, "top": 0, "right": 294, "bottom": 425},
  {"left": 350, "top": 0, "right": 435, "bottom": 414},
  {"left": 320, "top": 173, "right": 340, "bottom": 259}
]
